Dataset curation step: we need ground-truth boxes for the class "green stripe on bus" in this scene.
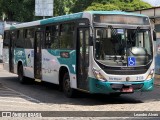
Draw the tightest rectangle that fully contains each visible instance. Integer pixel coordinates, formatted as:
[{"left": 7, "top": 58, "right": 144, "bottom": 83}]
[
  {"left": 88, "top": 77, "right": 154, "bottom": 93},
  {"left": 40, "top": 13, "right": 83, "bottom": 25},
  {"left": 47, "top": 49, "right": 76, "bottom": 74},
  {"left": 10, "top": 26, "right": 17, "bottom": 30}
]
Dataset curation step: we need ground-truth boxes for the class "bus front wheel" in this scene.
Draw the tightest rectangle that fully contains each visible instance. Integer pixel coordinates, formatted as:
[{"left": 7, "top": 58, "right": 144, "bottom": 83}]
[
  {"left": 63, "top": 72, "right": 75, "bottom": 98},
  {"left": 18, "top": 65, "right": 27, "bottom": 84}
]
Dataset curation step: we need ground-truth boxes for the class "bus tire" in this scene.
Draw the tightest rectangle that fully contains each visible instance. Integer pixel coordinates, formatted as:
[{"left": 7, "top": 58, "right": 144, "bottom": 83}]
[
  {"left": 18, "top": 65, "right": 27, "bottom": 84},
  {"left": 63, "top": 72, "right": 75, "bottom": 98}
]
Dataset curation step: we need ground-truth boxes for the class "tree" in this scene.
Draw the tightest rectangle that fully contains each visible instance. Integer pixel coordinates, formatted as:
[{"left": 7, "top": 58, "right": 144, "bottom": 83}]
[
  {"left": 70, "top": 0, "right": 151, "bottom": 12},
  {"left": 70, "top": 0, "right": 94, "bottom": 13},
  {"left": 64, "top": 0, "right": 76, "bottom": 14},
  {"left": 0, "top": 0, "right": 152, "bottom": 22},
  {"left": 54, "top": 0, "right": 76, "bottom": 16},
  {"left": 0, "top": 0, "right": 76, "bottom": 21},
  {"left": 54, "top": 0, "right": 65, "bottom": 16},
  {"left": 130, "top": 0, "right": 151, "bottom": 11},
  {"left": 1, "top": 0, "right": 35, "bottom": 22},
  {"left": 86, "top": 3, "right": 120, "bottom": 11}
]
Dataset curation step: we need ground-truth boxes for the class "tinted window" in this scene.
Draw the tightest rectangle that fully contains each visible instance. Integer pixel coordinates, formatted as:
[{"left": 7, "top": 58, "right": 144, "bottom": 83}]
[
  {"left": 45, "top": 26, "right": 52, "bottom": 48},
  {"left": 16, "top": 29, "right": 24, "bottom": 48},
  {"left": 59, "top": 23, "right": 75, "bottom": 49},
  {"left": 24, "top": 29, "right": 34, "bottom": 48},
  {"left": 3, "top": 31, "right": 10, "bottom": 48},
  {"left": 10, "top": 30, "right": 17, "bottom": 47},
  {"left": 45, "top": 25, "right": 59, "bottom": 49}
]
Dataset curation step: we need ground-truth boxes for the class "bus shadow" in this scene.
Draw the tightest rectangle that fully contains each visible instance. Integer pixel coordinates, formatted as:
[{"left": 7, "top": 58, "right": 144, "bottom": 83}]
[{"left": 0, "top": 76, "right": 160, "bottom": 106}]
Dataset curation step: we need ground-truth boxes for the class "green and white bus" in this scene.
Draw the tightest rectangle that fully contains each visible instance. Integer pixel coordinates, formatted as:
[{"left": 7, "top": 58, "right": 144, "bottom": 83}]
[{"left": 3, "top": 11, "right": 155, "bottom": 97}]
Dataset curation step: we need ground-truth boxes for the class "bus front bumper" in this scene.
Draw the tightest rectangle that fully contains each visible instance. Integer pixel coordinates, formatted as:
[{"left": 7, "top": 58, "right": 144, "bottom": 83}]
[{"left": 89, "top": 78, "right": 154, "bottom": 94}]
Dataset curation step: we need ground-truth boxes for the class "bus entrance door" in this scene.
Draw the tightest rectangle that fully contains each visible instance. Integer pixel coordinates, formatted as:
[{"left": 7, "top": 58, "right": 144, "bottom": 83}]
[
  {"left": 34, "top": 31, "right": 43, "bottom": 80},
  {"left": 77, "top": 28, "right": 89, "bottom": 91}
]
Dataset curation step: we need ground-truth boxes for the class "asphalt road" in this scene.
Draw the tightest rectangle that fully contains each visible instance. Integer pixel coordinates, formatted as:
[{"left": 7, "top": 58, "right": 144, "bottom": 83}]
[
  {"left": 1, "top": 75, "right": 160, "bottom": 104},
  {"left": 0, "top": 67, "right": 160, "bottom": 119}
]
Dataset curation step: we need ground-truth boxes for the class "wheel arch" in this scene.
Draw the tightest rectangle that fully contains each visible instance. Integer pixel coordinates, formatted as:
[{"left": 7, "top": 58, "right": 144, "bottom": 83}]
[
  {"left": 17, "top": 61, "right": 23, "bottom": 74},
  {"left": 59, "top": 66, "right": 70, "bottom": 88}
]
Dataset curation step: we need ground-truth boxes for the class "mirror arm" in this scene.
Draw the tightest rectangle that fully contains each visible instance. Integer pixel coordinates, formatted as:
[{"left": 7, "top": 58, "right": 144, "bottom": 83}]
[{"left": 153, "top": 30, "right": 156, "bottom": 41}]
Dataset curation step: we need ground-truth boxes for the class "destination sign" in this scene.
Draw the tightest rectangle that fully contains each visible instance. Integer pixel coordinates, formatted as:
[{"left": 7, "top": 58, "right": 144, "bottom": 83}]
[{"left": 93, "top": 14, "right": 149, "bottom": 25}]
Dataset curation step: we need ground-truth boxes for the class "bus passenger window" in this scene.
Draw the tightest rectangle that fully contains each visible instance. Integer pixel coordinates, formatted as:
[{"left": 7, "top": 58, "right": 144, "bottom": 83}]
[
  {"left": 16, "top": 30, "right": 23, "bottom": 48},
  {"left": 59, "top": 23, "right": 75, "bottom": 49},
  {"left": 9, "top": 30, "right": 18, "bottom": 48},
  {"left": 51, "top": 25, "right": 59, "bottom": 49},
  {"left": 3, "top": 31, "right": 10, "bottom": 48},
  {"left": 23, "top": 29, "right": 34, "bottom": 49},
  {"left": 45, "top": 26, "right": 51, "bottom": 48},
  {"left": 45, "top": 25, "right": 59, "bottom": 49}
]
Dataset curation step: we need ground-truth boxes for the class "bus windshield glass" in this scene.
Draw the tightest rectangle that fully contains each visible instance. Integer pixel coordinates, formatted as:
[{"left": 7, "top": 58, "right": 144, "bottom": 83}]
[
  {"left": 93, "top": 14, "right": 150, "bottom": 25},
  {"left": 94, "top": 26, "right": 153, "bottom": 67}
]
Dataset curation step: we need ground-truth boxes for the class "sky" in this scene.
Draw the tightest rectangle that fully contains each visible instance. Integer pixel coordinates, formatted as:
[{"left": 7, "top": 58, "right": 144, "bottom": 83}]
[{"left": 143, "top": 0, "right": 160, "bottom": 6}]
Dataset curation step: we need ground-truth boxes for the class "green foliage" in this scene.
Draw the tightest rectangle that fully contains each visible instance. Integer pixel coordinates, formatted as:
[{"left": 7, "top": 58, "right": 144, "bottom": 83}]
[
  {"left": 54, "top": 0, "right": 65, "bottom": 16},
  {"left": 64, "top": 0, "right": 76, "bottom": 14},
  {"left": 54, "top": 0, "right": 76, "bottom": 16},
  {"left": 70, "top": 0, "right": 94, "bottom": 13},
  {"left": 130, "top": 0, "right": 151, "bottom": 10},
  {"left": 86, "top": 3, "right": 120, "bottom": 11},
  {"left": 1, "top": 0, "right": 35, "bottom": 22},
  {"left": 0, "top": 0, "right": 152, "bottom": 22},
  {"left": 71, "top": 0, "right": 152, "bottom": 12}
]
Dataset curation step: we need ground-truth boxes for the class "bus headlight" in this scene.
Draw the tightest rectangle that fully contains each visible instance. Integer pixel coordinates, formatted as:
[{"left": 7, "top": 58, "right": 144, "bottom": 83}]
[
  {"left": 146, "top": 69, "right": 154, "bottom": 80},
  {"left": 92, "top": 68, "right": 107, "bottom": 81}
]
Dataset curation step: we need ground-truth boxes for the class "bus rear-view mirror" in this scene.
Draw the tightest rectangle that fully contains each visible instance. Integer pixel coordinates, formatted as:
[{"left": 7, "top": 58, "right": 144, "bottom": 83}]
[{"left": 153, "top": 30, "right": 156, "bottom": 41}]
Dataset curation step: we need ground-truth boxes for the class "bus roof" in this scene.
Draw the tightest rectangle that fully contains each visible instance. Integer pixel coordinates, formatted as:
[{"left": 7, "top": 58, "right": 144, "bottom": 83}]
[
  {"left": 5, "top": 11, "right": 148, "bottom": 30},
  {"left": 87, "top": 11, "right": 147, "bottom": 17}
]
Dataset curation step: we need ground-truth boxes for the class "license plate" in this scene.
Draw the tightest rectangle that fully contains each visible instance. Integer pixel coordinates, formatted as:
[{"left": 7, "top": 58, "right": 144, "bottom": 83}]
[{"left": 122, "top": 87, "right": 133, "bottom": 93}]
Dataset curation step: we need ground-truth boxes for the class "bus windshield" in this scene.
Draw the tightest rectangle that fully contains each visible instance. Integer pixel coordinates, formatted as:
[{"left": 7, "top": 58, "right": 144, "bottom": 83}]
[{"left": 94, "top": 26, "right": 153, "bottom": 67}]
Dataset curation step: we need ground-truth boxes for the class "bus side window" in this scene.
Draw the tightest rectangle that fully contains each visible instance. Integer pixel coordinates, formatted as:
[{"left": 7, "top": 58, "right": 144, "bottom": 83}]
[
  {"left": 24, "top": 29, "right": 34, "bottom": 49},
  {"left": 16, "top": 29, "right": 24, "bottom": 48},
  {"left": 59, "top": 23, "right": 75, "bottom": 49},
  {"left": 3, "top": 31, "right": 10, "bottom": 48},
  {"left": 10, "top": 30, "right": 17, "bottom": 48},
  {"left": 45, "top": 26, "right": 52, "bottom": 48},
  {"left": 45, "top": 25, "right": 59, "bottom": 49},
  {"left": 50, "top": 25, "right": 59, "bottom": 49}
]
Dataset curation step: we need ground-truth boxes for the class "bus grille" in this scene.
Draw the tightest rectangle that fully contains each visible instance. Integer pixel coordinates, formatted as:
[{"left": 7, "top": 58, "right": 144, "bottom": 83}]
[
  {"left": 103, "top": 69, "right": 147, "bottom": 75},
  {"left": 111, "top": 83, "right": 143, "bottom": 90}
]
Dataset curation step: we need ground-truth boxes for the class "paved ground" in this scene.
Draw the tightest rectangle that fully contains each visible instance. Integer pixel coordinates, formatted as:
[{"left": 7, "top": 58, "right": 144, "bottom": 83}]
[
  {"left": 155, "top": 74, "right": 160, "bottom": 85},
  {"left": 0, "top": 63, "right": 160, "bottom": 120},
  {"left": 0, "top": 63, "right": 160, "bottom": 86}
]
